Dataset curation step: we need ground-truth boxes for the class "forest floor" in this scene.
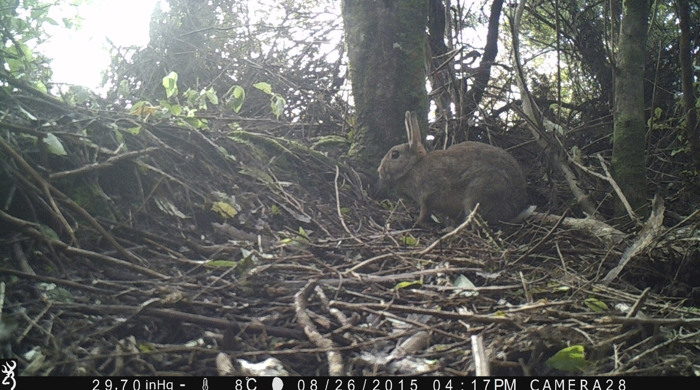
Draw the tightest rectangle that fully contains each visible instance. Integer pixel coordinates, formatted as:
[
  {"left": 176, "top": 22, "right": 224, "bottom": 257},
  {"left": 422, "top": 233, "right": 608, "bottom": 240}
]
[{"left": 1, "top": 83, "right": 699, "bottom": 376}]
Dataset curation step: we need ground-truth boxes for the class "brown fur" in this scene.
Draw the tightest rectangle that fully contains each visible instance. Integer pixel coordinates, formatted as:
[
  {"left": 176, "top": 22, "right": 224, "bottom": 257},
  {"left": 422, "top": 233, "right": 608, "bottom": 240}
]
[{"left": 378, "top": 111, "right": 527, "bottom": 225}]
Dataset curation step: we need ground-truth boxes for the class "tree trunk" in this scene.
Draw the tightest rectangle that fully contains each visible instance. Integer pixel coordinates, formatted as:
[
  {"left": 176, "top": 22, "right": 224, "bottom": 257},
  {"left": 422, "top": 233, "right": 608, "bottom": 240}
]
[
  {"left": 460, "top": 0, "right": 503, "bottom": 122},
  {"left": 342, "top": 0, "right": 429, "bottom": 175},
  {"left": 676, "top": 0, "right": 700, "bottom": 171},
  {"left": 612, "top": 0, "right": 650, "bottom": 217}
]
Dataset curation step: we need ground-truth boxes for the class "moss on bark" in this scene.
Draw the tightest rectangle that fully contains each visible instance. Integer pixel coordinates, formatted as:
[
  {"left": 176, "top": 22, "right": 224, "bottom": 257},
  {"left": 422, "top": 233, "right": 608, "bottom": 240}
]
[{"left": 342, "top": 0, "right": 429, "bottom": 176}]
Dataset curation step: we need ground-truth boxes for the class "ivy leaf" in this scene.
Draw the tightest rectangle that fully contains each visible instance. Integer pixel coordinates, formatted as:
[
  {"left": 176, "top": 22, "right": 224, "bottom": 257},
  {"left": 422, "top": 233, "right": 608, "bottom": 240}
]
[
  {"left": 130, "top": 101, "right": 159, "bottom": 119},
  {"left": 203, "top": 87, "right": 218, "bottom": 105},
  {"left": 271, "top": 94, "right": 286, "bottom": 119},
  {"left": 401, "top": 234, "right": 418, "bottom": 246},
  {"left": 43, "top": 133, "right": 67, "bottom": 156},
  {"left": 162, "top": 71, "right": 179, "bottom": 98},
  {"left": 125, "top": 126, "right": 141, "bottom": 135},
  {"left": 545, "top": 345, "right": 589, "bottom": 372},
  {"left": 211, "top": 201, "right": 238, "bottom": 219},
  {"left": 227, "top": 85, "right": 245, "bottom": 113},
  {"left": 253, "top": 82, "right": 272, "bottom": 94}
]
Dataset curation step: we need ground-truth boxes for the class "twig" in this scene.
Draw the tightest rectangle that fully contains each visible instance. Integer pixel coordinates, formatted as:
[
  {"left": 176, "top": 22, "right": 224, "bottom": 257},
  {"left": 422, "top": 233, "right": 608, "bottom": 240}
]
[
  {"left": 294, "top": 281, "right": 344, "bottom": 375},
  {"left": 520, "top": 271, "right": 532, "bottom": 303},
  {"left": 599, "top": 316, "right": 700, "bottom": 326},
  {"left": 0, "top": 267, "right": 111, "bottom": 294},
  {"left": 0, "top": 282, "right": 5, "bottom": 322},
  {"left": 49, "top": 147, "right": 159, "bottom": 180},
  {"left": 344, "top": 253, "right": 395, "bottom": 273},
  {"left": 57, "top": 303, "right": 307, "bottom": 340},
  {"left": 418, "top": 204, "right": 479, "bottom": 256},
  {"left": 1, "top": 135, "right": 145, "bottom": 264},
  {"left": 331, "top": 301, "right": 516, "bottom": 324},
  {"left": 334, "top": 165, "right": 362, "bottom": 244},
  {"left": 611, "top": 330, "right": 700, "bottom": 374},
  {"left": 596, "top": 153, "right": 640, "bottom": 224},
  {"left": 0, "top": 135, "right": 76, "bottom": 243},
  {"left": 511, "top": 209, "right": 568, "bottom": 265},
  {"left": 602, "top": 195, "right": 665, "bottom": 284},
  {"left": 656, "top": 207, "right": 700, "bottom": 242},
  {"left": 0, "top": 210, "right": 165, "bottom": 278},
  {"left": 471, "top": 334, "right": 490, "bottom": 376},
  {"left": 626, "top": 287, "right": 650, "bottom": 318}
]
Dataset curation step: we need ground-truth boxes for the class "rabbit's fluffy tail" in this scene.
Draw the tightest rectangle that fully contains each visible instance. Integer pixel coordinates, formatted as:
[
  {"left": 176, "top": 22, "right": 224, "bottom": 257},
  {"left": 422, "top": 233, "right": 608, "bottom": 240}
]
[{"left": 512, "top": 205, "right": 537, "bottom": 223}]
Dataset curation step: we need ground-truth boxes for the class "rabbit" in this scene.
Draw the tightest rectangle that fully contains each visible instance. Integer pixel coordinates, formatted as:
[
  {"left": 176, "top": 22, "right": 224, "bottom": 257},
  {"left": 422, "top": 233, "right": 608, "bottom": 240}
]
[{"left": 378, "top": 111, "right": 528, "bottom": 226}]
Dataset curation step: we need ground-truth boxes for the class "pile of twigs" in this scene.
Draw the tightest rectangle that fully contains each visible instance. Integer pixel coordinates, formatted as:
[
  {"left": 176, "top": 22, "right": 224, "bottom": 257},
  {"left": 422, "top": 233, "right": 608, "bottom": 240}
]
[{"left": 1, "top": 78, "right": 698, "bottom": 376}]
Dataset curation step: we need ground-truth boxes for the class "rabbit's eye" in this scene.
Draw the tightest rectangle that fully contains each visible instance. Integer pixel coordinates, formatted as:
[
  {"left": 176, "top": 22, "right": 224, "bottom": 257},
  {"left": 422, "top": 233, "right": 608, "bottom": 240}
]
[{"left": 391, "top": 150, "right": 400, "bottom": 159}]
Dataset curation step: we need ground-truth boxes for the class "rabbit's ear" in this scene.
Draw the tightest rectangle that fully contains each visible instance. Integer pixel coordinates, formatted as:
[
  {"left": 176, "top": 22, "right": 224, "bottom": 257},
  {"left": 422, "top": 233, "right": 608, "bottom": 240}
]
[
  {"left": 405, "top": 111, "right": 414, "bottom": 146},
  {"left": 405, "top": 111, "right": 425, "bottom": 153}
]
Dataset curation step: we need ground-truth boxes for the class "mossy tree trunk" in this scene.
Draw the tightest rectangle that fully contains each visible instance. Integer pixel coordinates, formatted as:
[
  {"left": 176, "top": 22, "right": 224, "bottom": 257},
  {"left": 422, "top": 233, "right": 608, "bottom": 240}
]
[
  {"left": 342, "top": 0, "right": 429, "bottom": 175},
  {"left": 612, "top": 0, "right": 650, "bottom": 217},
  {"left": 676, "top": 0, "right": 700, "bottom": 171}
]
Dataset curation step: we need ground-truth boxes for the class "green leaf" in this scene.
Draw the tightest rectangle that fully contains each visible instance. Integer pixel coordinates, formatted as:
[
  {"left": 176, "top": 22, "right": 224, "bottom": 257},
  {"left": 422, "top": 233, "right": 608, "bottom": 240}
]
[
  {"left": 253, "top": 82, "right": 272, "bottom": 94},
  {"left": 298, "top": 226, "right": 309, "bottom": 239},
  {"left": 211, "top": 201, "right": 238, "bottom": 219},
  {"left": 227, "top": 85, "right": 245, "bottom": 113},
  {"left": 34, "top": 81, "right": 47, "bottom": 94},
  {"left": 545, "top": 345, "right": 588, "bottom": 372},
  {"left": 38, "top": 283, "right": 74, "bottom": 303},
  {"left": 43, "top": 133, "right": 67, "bottom": 156},
  {"left": 39, "top": 224, "right": 60, "bottom": 240},
  {"left": 271, "top": 94, "right": 285, "bottom": 119},
  {"left": 112, "top": 128, "right": 125, "bottom": 146},
  {"left": 401, "top": 234, "right": 418, "bottom": 246},
  {"left": 130, "top": 101, "right": 159, "bottom": 118},
  {"left": 18, "top": 42, "right": 34, "bottom": 62},
  {"left": 183, "top": 89, "right": 198, "bottom": 106},
  {"left": 138, "top": 343, "right": 157, "bottom": 353},
  {"left": 671, "top": 145, "right": 689, "bottom": 157},
  {"left": 160, "top": 100, "right": 183, "bottom": 116},
  {"left": 162, "top": 71, "right": 179, "bottom": 98},
  {"left": 584, "top": 297, "right": 608, "bottom": 312},
  {"left": 217, "top": 145, "right": 236, "bottom": 161},
  {"left": 205, "top": 260, "right": 239, "bottom": 268},
  {"left": 125, "top": 126, "right": 141, "bottom": 135},
  {"left": 394, "top": 280, "right": 423, "bottom": 290},
  {"left": 204, "top": 87, "right": 218, "bottom": 105},
  {"left": 181, "top": 117, "right": 208, "bottom": 129}
]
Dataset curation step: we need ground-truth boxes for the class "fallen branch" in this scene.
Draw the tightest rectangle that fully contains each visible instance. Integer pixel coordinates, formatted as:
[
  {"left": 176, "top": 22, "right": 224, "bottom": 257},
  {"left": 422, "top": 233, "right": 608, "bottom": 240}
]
[
  {"left": 294, "top": 280, "right": 344, "bottom": 375},
  {"left": 602, "top": 195, "right": 665, "bottom": 284}
]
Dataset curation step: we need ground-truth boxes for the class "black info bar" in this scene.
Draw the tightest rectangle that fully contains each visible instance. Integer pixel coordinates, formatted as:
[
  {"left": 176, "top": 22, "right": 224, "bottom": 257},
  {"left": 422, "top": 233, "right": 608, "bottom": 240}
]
[{"left": 5, "top": 376, "right": 699, "bottom": 390}]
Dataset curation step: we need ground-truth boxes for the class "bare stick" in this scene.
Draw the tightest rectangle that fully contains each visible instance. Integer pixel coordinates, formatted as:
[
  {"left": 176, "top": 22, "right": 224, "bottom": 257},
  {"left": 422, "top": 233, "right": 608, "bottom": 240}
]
[
  {"left": 334, "top": 165, "right": 362, "bottom": 244},
  {"left": 418, "top": 204, "right": 479, "bottom": 256}
]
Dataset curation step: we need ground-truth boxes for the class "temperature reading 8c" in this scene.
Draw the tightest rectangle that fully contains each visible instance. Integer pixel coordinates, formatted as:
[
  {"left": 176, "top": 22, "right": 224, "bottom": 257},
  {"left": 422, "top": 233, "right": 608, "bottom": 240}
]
[{"left": 235, "top": 378, "right": 257, "bottom": 390}]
